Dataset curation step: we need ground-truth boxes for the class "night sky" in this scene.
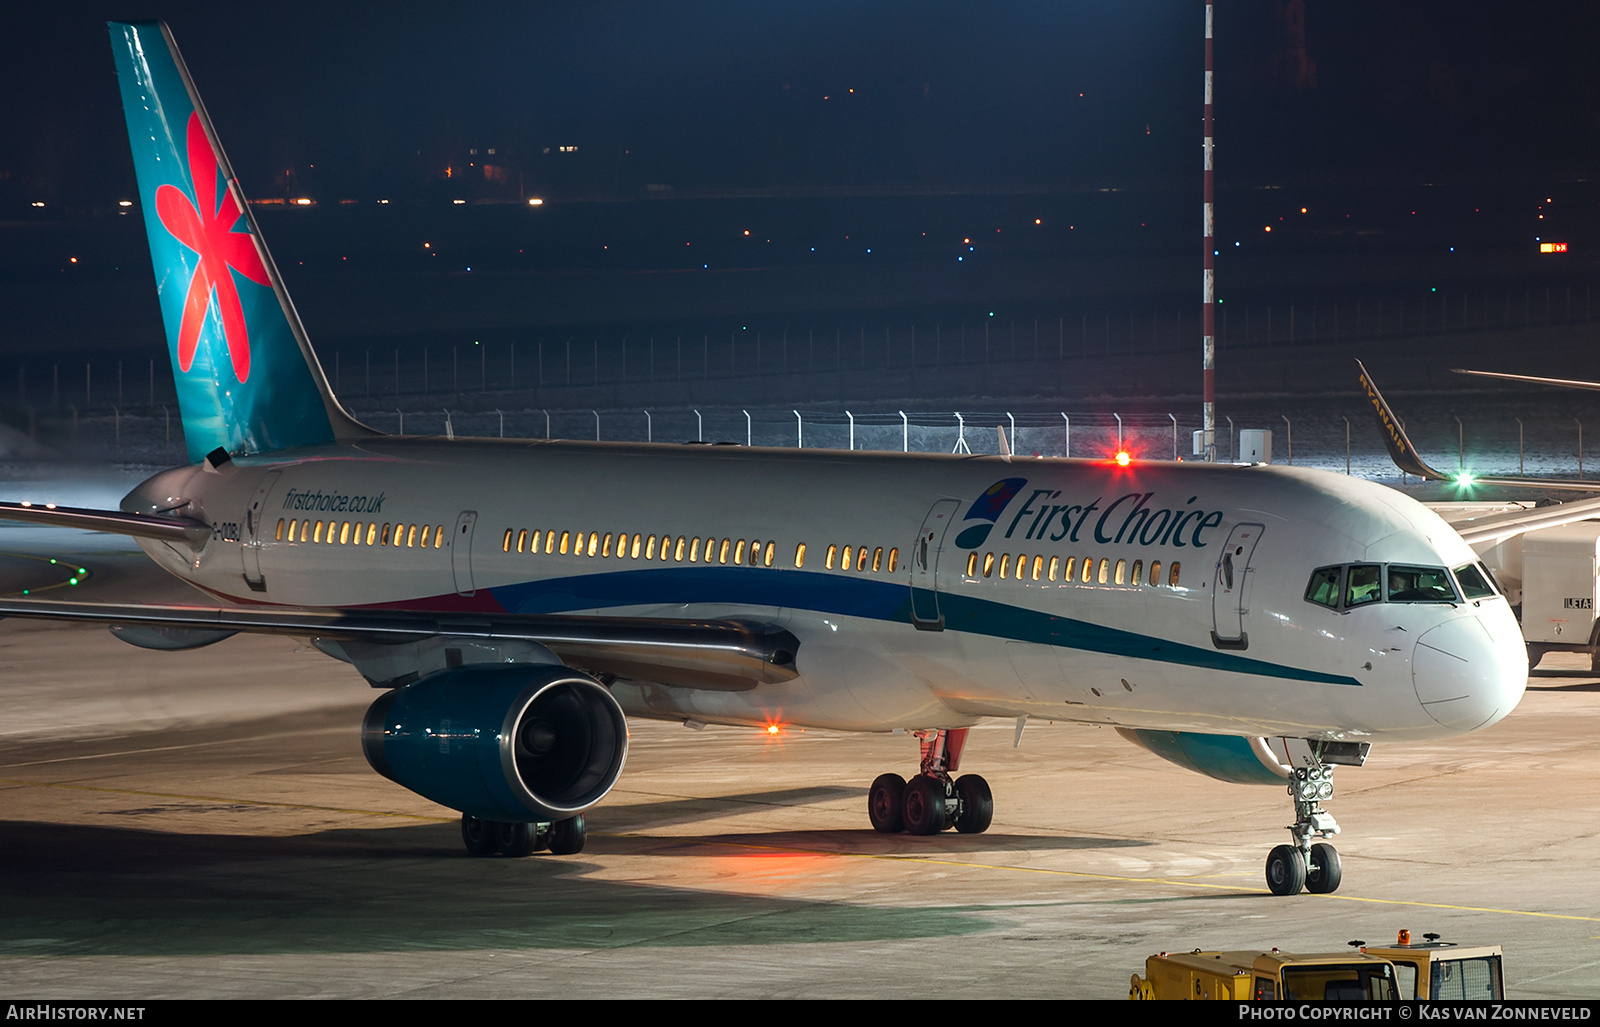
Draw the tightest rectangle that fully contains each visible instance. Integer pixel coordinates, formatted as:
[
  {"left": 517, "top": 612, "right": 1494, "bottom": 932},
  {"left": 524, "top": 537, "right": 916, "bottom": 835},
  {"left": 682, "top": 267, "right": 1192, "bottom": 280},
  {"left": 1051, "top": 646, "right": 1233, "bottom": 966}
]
[{"left": 5, "top": 1, "right": 1600, "bottom": 206}]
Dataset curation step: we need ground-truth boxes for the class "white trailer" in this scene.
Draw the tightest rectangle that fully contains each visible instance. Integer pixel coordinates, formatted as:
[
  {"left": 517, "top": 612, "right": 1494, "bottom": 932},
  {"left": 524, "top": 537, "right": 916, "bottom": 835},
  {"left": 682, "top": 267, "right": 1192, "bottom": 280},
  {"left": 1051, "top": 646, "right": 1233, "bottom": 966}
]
[
  {"left": 1430, "top": 504, "right": 1600, "bottom": 669},
  {"left": 1518, "top": 522, "right": 1600, "bottom": 669}
]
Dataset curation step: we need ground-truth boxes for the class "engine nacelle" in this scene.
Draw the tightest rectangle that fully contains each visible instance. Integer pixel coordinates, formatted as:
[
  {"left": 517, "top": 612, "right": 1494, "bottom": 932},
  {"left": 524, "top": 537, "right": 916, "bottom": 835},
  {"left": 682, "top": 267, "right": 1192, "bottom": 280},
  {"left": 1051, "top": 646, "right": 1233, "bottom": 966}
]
[
  {"left": 362, "top": 665, "right": 628, "bottom": 823},
  {"left": 1116, "top": 729, "right": 1290, "bottom": 786}
]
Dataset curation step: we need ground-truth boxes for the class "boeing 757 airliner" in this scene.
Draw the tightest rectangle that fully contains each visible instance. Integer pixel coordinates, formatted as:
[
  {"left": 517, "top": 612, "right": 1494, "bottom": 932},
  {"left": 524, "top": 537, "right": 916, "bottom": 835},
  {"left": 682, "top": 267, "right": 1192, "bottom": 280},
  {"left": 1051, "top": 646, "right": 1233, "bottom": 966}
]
[{"left": 0, "top": 22, "right": 1533, "bottom": 896}]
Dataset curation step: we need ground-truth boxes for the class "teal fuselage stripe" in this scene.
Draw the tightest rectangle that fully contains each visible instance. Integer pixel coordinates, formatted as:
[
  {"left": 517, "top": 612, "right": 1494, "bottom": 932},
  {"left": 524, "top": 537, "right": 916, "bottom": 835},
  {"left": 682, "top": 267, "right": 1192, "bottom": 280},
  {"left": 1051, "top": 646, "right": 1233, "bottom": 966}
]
[{"left": 485, "top": 567, "right": 1362, "bottom": 687}]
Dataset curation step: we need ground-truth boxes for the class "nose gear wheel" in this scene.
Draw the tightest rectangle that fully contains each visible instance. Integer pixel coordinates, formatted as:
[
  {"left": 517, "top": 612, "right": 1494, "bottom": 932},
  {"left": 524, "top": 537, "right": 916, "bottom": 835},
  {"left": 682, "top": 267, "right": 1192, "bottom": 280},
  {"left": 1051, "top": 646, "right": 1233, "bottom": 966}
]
[{"left": 1263, "top": 762, "right": 1342, "bottom": 896}]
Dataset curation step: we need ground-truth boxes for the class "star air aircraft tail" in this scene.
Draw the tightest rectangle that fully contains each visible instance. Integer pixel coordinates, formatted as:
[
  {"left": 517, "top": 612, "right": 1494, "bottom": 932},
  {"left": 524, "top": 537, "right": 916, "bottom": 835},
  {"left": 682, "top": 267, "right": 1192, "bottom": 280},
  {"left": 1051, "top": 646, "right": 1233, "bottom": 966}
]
[{"left": 109, "top": 21, "right": 371, "bottom": 463}]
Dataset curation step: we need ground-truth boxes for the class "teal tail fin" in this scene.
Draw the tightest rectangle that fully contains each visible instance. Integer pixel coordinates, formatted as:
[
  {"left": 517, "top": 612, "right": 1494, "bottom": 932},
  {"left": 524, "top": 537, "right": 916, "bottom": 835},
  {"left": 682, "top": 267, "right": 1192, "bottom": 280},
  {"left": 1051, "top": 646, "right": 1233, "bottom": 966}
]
[{"left": 109, "top": 21, "right": 371, "bottom": 461}]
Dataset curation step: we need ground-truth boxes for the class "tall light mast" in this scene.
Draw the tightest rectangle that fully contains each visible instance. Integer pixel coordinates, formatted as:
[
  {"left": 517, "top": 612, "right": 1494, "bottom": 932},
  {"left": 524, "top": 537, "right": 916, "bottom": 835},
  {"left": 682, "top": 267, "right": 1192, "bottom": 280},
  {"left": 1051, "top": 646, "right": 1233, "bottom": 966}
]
[{"left": 1202, "top": 0, "right": 1217, "bottom": 460}]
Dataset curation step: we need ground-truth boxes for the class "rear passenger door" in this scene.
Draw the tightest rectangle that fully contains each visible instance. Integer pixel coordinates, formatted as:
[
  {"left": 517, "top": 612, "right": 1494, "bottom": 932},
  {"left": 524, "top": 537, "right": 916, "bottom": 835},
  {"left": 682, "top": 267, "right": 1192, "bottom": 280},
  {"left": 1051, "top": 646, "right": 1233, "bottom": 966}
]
[{"left": 452, "top": 511, "right": 477, "bottom": 596}]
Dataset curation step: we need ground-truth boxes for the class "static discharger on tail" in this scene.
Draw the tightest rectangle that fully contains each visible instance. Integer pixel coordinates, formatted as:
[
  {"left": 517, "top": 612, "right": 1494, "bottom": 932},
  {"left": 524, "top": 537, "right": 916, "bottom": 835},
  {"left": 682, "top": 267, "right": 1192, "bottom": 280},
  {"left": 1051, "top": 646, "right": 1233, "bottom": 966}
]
[{"left": 0, "top": 23, "right": 1545, "bottom": 892}]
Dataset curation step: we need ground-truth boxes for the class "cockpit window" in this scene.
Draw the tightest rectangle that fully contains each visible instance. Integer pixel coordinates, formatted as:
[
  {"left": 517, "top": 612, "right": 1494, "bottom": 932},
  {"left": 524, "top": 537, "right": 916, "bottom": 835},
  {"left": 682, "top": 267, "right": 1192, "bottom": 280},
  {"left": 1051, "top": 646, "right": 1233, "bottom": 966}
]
[
  {"left": 1305, "top": 567, "right": 1342, "bottom": 608},
  {"left": 1386, "top": 565, "right": 1458, "bottom": 603},
  {"left": 1455, "top": 563, "right": 1497, "bottom": 600},
  {"left": 1345, "top": 564, "right": 1381, "bottom": 607}
]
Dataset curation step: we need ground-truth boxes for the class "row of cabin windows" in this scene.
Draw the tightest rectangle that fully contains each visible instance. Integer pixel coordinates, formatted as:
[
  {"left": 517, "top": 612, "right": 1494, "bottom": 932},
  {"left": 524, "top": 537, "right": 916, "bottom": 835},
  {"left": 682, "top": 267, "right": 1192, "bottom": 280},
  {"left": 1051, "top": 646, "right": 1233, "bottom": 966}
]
[
  {"left": 276, "top": 518, "right": 445, "bottom": 549},
  {"left": 502, "top": 528, "right": 790, "bottom": 568},
  {"left": 824, "top": 545, "right": 899, "bottom": 574},
  {"left": 497, "top": 529, "right": 908, "bottom": 578},
  {"left": 966, "top": 551, "right": 1182, "bottom": 588},
  {"left": 493, "top": 524, "right": 1173, "bottom": 589}
]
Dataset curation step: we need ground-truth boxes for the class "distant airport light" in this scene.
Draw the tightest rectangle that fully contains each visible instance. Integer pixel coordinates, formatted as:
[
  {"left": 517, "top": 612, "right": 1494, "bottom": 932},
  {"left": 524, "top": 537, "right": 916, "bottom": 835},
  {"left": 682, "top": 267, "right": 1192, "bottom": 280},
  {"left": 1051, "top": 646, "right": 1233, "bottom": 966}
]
[
  {"left": 378, "top": 198, "right": 390, "bottom": 204},
  {"left": 291, "top": 197, "right": 312, "bottom": 206},
  {"left": 1300, "top": 207, "right": 1308, "bottom": 213},
  {"left": 1263, "top": 225, "right": 1272, "bottom": 232},
  {"left": 30, "top": 201, "right": 43, "bottom": 207},
  {"left": 452, "top": 198, "right": 466, "bottom": 205},
  {"left": 118, "top": 200, "right": 133, "bottom": 207},
  {"left": 527, "top": 197, "right": 544, "bottom": 206},
  {"left": 1540, "top": 242, "right": 1568, "bottom": 253},
  {"left": 69, "top": 257, "right": 77, "bottom": 264}
]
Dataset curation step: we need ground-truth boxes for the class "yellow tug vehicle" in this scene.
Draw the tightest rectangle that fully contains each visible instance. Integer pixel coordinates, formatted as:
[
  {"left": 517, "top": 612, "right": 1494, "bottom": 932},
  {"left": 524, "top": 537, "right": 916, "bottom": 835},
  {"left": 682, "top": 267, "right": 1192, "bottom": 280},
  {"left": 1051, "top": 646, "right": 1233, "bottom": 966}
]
[{"left": 1129, "top": 931, "right": 1503, "bottom": 1000}]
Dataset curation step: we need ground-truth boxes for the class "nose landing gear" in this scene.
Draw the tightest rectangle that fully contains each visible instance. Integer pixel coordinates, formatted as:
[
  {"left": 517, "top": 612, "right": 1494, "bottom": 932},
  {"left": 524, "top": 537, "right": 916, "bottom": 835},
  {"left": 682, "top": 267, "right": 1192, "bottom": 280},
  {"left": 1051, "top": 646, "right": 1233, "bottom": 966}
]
[
  {"left": 1265, "top": 763, "right": 1342, "bottom": 895},
  {"left": 867, "top": 727, "right": 993, "bottom": 835}
]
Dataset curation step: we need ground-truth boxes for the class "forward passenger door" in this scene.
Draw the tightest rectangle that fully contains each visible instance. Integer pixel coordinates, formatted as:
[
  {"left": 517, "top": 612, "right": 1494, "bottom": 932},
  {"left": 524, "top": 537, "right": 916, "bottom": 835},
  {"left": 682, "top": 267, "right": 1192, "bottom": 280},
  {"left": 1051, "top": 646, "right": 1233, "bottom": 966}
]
[{"left": 1211, "top": 522, "right": 1264, "bottom": 649}]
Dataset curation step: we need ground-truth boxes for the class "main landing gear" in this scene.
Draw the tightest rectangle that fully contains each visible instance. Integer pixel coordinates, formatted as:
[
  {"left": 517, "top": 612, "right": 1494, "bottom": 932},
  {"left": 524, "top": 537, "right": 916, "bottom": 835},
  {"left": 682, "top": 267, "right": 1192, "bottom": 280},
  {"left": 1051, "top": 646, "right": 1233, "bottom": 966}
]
[
  {"left": 868, "top": 727, "right": 994, "bottom": 835},
  {"left": 460, "top": 813, "right": 587, "bottom": 857},
  {"left": 1265, "top": 763, "right": 1342, "bottom": 896}
]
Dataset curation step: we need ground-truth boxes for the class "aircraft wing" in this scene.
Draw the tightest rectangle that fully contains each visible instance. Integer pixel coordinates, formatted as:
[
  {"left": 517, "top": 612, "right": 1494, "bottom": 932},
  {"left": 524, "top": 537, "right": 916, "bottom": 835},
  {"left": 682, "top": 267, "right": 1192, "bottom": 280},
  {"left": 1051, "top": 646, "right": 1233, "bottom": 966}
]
[
  {"left": 1447, "top": 495, "right": 1600, "bottom": 547},
  {"left": 1454, "top": 368, "right": 1600, "bottom": 391},
  {"left": 0, "top": 597, "right": 799, "bottom": 691},
  {"left": 1357, "top": 359, "right": 1600, "bottom": 491}
]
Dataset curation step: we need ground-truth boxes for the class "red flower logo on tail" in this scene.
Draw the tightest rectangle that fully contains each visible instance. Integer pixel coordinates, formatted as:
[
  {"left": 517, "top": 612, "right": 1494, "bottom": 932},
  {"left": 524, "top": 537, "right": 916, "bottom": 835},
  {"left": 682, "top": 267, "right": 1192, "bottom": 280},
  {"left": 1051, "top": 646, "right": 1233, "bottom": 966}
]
[{"left": 155, "top": 113, "right": 270, "bottom": 382}]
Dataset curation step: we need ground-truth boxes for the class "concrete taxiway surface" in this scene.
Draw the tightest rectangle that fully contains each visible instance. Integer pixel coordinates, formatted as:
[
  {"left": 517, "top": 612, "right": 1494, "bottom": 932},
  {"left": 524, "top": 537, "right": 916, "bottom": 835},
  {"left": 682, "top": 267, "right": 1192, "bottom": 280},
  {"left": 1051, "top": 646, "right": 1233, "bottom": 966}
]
[{"left": 0, "top": 516, "right": 1597, "bottom": 998}]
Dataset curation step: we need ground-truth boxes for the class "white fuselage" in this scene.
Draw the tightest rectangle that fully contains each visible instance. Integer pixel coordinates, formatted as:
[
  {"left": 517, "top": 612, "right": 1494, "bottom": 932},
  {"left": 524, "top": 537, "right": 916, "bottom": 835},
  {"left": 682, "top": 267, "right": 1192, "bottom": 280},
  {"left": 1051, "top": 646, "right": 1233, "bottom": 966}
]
[{"left": 126, "top": 438, "right": 1529, "bottom": 742}]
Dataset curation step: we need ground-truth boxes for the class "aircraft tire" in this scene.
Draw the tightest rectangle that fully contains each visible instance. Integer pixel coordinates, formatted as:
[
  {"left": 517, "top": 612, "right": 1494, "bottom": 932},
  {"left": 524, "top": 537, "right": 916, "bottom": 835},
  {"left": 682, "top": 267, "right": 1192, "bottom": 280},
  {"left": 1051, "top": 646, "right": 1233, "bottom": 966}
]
[
  {"left": 902, "top": 775, "right": 947, "bottom": 835},
  {"left": 1306, "top": 843, "right": 1342, "bottom": 894},
  {"left": 549, "top": 814, "right": 587, "bottom": 855},
  {"left": 953, "top": 774, "right": 993, "bottom": 834},
  {"left": 461, "top": 814, "right": 497, "bottom": 856},
  {"left": 868, "top": 773, "right": 906, "bottom": 833},
  {"left": 1266, "top": 844, "right": 1306, "bottom": 896},
  {"left": 496, "top": 820, "right": 538, "bottom": 858}
]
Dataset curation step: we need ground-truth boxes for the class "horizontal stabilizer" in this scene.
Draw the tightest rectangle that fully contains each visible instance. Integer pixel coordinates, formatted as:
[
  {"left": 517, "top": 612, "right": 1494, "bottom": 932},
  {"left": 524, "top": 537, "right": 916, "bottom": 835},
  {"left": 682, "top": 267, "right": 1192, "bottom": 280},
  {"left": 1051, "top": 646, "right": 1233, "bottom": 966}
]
[
  {"left": 0, "top": 598, "right": 799, "bottom": 691},
  {"left": 0, "top": 502, "right": 210, "bottom": 547}
]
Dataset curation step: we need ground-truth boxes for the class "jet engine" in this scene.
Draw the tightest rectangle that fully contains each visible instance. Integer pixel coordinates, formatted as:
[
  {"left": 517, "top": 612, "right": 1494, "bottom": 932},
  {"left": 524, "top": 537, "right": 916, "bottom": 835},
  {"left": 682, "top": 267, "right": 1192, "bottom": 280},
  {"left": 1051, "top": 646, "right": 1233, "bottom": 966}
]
[{"left": 362, "top": 664, "right": 628, "bottom": 822}]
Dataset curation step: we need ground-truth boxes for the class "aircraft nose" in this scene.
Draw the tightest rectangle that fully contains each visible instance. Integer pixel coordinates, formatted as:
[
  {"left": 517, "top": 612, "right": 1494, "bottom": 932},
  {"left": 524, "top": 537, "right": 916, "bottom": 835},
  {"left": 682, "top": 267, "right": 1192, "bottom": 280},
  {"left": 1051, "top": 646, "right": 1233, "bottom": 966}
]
[{"left": 1412, "top": 612, "right": 1528, "bottom": 732}]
